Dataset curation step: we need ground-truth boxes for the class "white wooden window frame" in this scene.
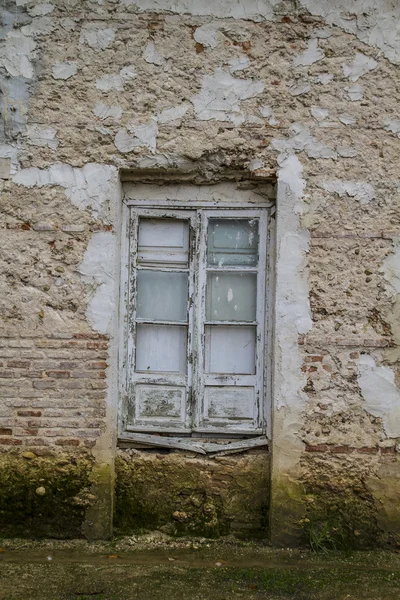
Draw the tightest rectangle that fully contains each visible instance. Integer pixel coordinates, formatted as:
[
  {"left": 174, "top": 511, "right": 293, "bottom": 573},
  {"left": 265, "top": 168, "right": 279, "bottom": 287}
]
[{"left": 118, "top": 186, "right": 274, "bottom": 442}]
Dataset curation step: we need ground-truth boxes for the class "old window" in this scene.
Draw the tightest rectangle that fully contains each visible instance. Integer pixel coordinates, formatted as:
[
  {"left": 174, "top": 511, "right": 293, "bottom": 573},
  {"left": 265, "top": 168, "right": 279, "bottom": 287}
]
[{"left": 120, "top": 184, "right": 274, "bottom": 440}]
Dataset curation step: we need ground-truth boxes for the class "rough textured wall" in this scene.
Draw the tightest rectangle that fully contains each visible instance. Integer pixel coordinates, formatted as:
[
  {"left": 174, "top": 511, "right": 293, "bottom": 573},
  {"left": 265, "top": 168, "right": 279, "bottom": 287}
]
[{"left": 0, "top": 0, "right": 399, "bottom": 543}]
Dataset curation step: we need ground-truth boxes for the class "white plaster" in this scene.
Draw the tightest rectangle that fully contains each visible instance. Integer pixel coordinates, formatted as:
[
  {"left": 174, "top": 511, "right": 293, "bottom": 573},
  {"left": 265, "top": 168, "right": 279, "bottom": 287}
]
[
  {"left": 93, "top": 103, "right": 123, "bottom": 121},
  {"left": 0, "top": 144, "right": 19, "bottom": 175},
  {"left": 52, "top": 61, "right": 78, "bottom": 80},
  {"left": 156, "top": 104, "right": 189, "bottom": 124},
  {"left": 321, "top": 179, "right": 375, "bottom": 204},
  {"left": 194, "top": 23, "right": 219, "bottom": 48},
  {"left": 336, "top": 145, "right": 358, "bottom": 158},
  {"left": 121, "top": 0, "right": 279, "bottom": 20},
  {"left": 96, "top": 74, "right": 124, "bottom": 92},
  {"left": 343, "top": 52, "right": 377, "bottom": 81},
  {"left": 79, "top": 24, "right": 116, "bottom": 50},
  {"left": 143, "top": 40, "right": 165, "bottom": 66},
  {"left": 229, "top": 54, "right": 250, "bottom": 73},
  {"left": 28, "top": 3, "right": 54, "bottom": 16},
  {"left": 60, "top": 18, "right": 76, "bottom": 31},
  {"left": 311, "top": 106, "right": 329, "bottom": 122},
  {"left": 298, "top": 0, "right": 400, "bottom": 65},
  {"left": 358, "top": 355, "right": 400, "bottom": 438},
  {"left": 315, "top": 73, "right": 333, "bottom": 85},
  {"left": 288, "top": 81, "right": 311, "bottom": 96},
  {"left": 249, "top": 158, "right": 263, "bottom": 171},
  {"left": 115, "top": 119, "right": 158, "bottom": 153},
  {"left": 383, "top": 243, "right": 400, "bottom": 294},
  {"left": 21, "top": 16, "right": 54, "bottom": 37},
  {"left": 384, "top": 119, "right": 400, "bottom": 135},
  {"left": 120, "top": 65, "right": 137, "bottom": 81},
  {"left": 293, "top": 38, "right": 325, "bottom": 67},
  {"left": 12, "top": 163, "right": 118, "bottom": 219},
  {"left": 270, "top": 123, "right": 337, "bottom": 160},
  {"left": 191, "top": 68, "right": 264, "bottom": 122},
  {"left": 0, "top": 31, "right": 36, "bottom": 79},
  {"left": 26, "top": 124, "right": 59, "bottom": 150},
  {"left": 78, "top": 232, "right": 116, "bottom": 335},
  {"left": 339, "top": 113, "right": 356, "bottom": 125},
  {"left": 346, "top": 84, "right": 365, "bottom": 101}
]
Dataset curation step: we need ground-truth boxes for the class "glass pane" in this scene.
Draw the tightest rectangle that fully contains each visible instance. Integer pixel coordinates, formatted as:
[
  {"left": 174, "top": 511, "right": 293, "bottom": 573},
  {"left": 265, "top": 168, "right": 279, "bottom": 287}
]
[
  {"left": 136, "top": 324, "right": 187, "bottom": 373},
  {"left": 206, "top": 272, "right": 257, "bottom": 321},
  {"left": 138, "top": 219, "right": 189, "bottom": 265},
  {"left": 205, "top": 325, "right": 256, "bottom": 374},
  {"left": 137, "top": 270, "right": 188, "bottom": 322},
  {"left": 207, "top": 218, "right": 259, "bottom": 266}
]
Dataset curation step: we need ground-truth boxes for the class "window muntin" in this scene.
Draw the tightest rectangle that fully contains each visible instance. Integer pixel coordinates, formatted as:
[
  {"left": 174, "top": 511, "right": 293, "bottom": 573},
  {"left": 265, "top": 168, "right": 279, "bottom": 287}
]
[{"left": 125, "top": 207, "right": 268, "bottom": 435}]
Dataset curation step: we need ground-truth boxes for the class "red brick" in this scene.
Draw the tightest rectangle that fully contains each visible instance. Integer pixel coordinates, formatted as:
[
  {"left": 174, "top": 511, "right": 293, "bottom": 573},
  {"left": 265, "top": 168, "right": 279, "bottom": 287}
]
[
  {"left": 87, "top": 341, "right": 108, "bottom": 350},
  {"left": 58, "top": 362, "right": 77, "bottom": 370},
  {"left": 0, "top": 438, "right": 21, "bottom": 445},
  {"left": 381, "top": 446, "right": 396, "bottom": 454},
  {"left": 349, "top": 352, "right": 359, "bottom": 359},
  {"left": 304, "top": 355, "right": 323, "bottom": 363},
  {"left": 358, "top": 446, "right": 379, "bottom": 454},
  {"left": 0, "top": 370, "right": 14, "bottom": 378},
  {"left": 7, "top": 360, "right": 30, "bottom": 368},
  {"left": 330, "top": 445, "right": 353, "bottom": 454},
  {"left": 0, "top": 428, "right": 12, "bottom": 435},
  {"left": 55, "top": 439, "right": 80, "bottom": 446},
  {"left": 45, "top": 370, "right": 70, "bottom": 378},
  {"left": 17, "top": 410, "right": 42, "bottom": 417},
  {"left": 305, "top": 444, "right": 329, "bottom": 453},
  {"left": 33, "top": 380, "right": 56, "bottom": 389},
  {"left": 88, "top": 361, "right": 107, "bottom": 370},
  {"left": 309, "top": 366, "right": 318, "bottom": 373}
]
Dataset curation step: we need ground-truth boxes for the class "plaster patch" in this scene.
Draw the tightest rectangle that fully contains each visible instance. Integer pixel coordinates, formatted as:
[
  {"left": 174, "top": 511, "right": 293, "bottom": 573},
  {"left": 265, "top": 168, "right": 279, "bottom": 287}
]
[
  {"left": 52, "top": 61, "right": 77, "bottom": 80},
  {"left": 93, "top": 103, "right": 123, "bottom": 121},
  {"left": 358, "top": 355, "right": 400, "bottom": 438},
  {"left": 79, "top": 24, "right": 116, "bottom": 50},
  {"left": 26, "top": 124, "right": 58, "bottom": 149},
  {"left": 293, "top": 38, "right": 325, "bottom": 67},
  {"left": 194, "top": 23, "right": 219, "bottom": 48},
  {"left": 346, "top": 84, "right": 365, "bottom": 101},
  {"left": 299, "top": 0, "right": 400, "bottom": 65},
  {"left": 314, "top": 27, "right": 332, "bottom": 39},
  {"left": 12, "top": 163, "right": 118, "bottom": 219},
  {"left": 121, "top": 0, "right": 279, "bottom": 20},
  {"left": 78, "top": 232, "right": 116, "bottom": 335},
  {"left": 343, "top": 52, "right": 378, "bottom": 81},
  {"left": 143, "top": 41, "right": 165, "bottom": 66},
  {"left": 157, "top": 104, "right": 189, "bottom": 124},
  {"left": 115, "top": 119, "right": 158, "bottom": 153},
  {"left": 321, "top": 179, "right": 375, "bottom": 204},
  {"left": 229, "top": 54, "right": 250, "bottom": 73},
  {"left": 191, "top": 69, "right": 264, "bottom": 122},
  {"left": 0, "top": 31, "right": 36, "bottom": 79},
  {"left": 271, "top": 123, "right": 337, "bottom": 160}
]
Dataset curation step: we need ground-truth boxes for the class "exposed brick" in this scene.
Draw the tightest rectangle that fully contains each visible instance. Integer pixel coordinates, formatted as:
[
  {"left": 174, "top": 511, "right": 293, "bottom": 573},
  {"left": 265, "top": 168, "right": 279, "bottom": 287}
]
[
  {"left": 33, "top": 380, "right": 56, "bottom": 389},
  {"left": 305, "top": 444, "right": 329, "bottom": 453},
  {"left": 0, "top": 428, "right": 12, "bottom": 435},
  {"left": 330, "top": 445, "right": 353, "bottom": 454},
  {"left": 17, "top": 410, "right": 42, "bottom": 417},
  {"left": 381, "top": 446, "right": 396, "bottom": 455},
  {"left": 87, "top": 341, "right": 108, "bottom": 350},
  {"left": 0, "top": 438, "right": 22, "bottom": 445},
  {"left": 0, "top": 370, "right": 14, "bottom": 378},
  {"left": 88, "top": 361, "right": 107, "bottom": 370},
  {"left": 7, "top": 360, "right": 30, "bottom": 369},
  {"left": 55, "top": 439, "right": 81, "bottom": 446},
  {"left": 349, "top": 352, "right": 359, "bottom": 359},
  {"left": 358, "top": 446, "right": 379, "bottom": 454},
  {"left": 45, "top": 370, "right": 70, "bottom": 378},
  {"left": 304, "top": 355, "right": 323, "bottom": 363}
]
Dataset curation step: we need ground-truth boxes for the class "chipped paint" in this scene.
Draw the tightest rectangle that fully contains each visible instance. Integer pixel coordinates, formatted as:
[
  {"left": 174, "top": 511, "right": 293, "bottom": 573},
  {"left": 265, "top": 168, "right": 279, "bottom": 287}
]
[
  {"left": 115, "top": 119, "right": 158, "bottom": 153},
  {"left": 157, "top": 104, "right": 189, "bottom": 124},
  {"left": 343, "top": 52, "right": 378, "bottom": 81},
  {"left": 143, "top": 40, "right": 165, "bottom": 66},
  {"left": 321, "top": 179, "right": 375, "bottom": 204},
  {"left": 0, "top": 31, "right": 36, "bottom": 79},
  {"left": 293, "top": 38, "right": 325, "bottom": 67},
  {"left": 93, "top": 103, "right": 123, "bottom": 121},
  {"left": 346, "top": 84, "right": 365, "bottom": 101},
  {"left": 26, "top": 124, "right": 58, "bottom": 149},
  {"left": 79, "top": 23, "right": 116, "bottom": 50},
  {"left": 271, "top": 123, "right": 337, "bottom": 160},
  {"left": 194, "top": 23, "right": 219, "bottom": 48},
  {"left": 52, "top": 61, "right": 77, "bottom": 80},
  {"left": 358, "top": 355, "right": 400, "bottom": 438}
]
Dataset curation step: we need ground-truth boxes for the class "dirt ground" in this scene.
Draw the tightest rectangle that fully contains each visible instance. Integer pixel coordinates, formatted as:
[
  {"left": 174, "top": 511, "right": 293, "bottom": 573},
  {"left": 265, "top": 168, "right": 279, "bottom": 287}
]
[{"left": 0, "top": 536, "right": 400, "bottom": 600}]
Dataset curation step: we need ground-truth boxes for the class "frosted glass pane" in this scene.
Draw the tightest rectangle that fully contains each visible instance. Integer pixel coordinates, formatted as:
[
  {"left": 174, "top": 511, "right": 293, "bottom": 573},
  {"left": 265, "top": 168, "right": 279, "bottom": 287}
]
[
  {"left": 208, "top": 218, "right": 259, "bottom": 266},
  {"left": 136, "top": 324, "right": 187, "bottom": 373},
  {"left": 205, "top": 326, "right": 256, "bottom": 374},
  {"left": 137, "top": 271, "right": 188, "bottom": 322},
  {"left": 206, "top": 272, "right": 257, "bottom": 321},
  {"left": 138, "top": 219, "right": 189, "bottom": 265}
]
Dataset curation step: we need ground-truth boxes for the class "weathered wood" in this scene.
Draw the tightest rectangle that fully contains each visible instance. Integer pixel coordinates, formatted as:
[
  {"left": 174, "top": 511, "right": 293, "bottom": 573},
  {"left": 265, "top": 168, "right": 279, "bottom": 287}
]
[{"left": 118, "top": 433, "right": 268, "bottom": 455}]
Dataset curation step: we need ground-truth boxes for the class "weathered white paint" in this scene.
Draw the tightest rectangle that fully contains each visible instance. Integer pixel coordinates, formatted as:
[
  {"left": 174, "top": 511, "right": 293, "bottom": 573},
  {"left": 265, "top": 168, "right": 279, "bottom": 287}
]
[
  {"left": 93, "top": 103, "right": 123, "bottom": 121},
  {"left": 321, "top": 179, "right": 375, "bottom": 204},
  {"left": 0, "top": 31, "right": 36, "bottom": 79},
  {"left": 270, "top": 123, "right": 337, "bottom": 160},
  {"left": 52, "top": 61, "right": 77, "bottom": 80},
  {"left": 358, "top": 355, "right": 400, "bottom": 438},
  {"left": 157, "top": 104, "right": 189, "bottom": 124},
  {"left": 343, "top": 52, "right": 378, "bottom": 81},
  {"left": 346, "top": 84, "right": 364, "bottom": 101},
  {"left": 12, "top": 163, "right": 118, "bottom": 219},
  {"left": 26, "top": 124, "right": 58, "bottom": 149},
  {"left": 191, "top": 69, "right": 264, "bottom": 122},
  {"left": 79, "top": 23, "right": 116, "bottom": 50},
  {"left": 194, "top": 23, "right": 219, "bottom": 48},
  {"left": 293, "top": 38, "right": 325, "bottom": 67},
  {"left": 78, "top": 231, "right": 117, "bottom": 334},
  {"left": 115, "top": 119, "right": 158, "bottom": 153}
]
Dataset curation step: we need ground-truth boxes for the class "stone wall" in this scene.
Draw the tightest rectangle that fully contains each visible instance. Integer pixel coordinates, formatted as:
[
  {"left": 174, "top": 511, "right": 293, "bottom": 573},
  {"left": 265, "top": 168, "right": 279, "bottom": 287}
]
[{"left": 0, "top": 0, "right": 399, "bottom": 544}]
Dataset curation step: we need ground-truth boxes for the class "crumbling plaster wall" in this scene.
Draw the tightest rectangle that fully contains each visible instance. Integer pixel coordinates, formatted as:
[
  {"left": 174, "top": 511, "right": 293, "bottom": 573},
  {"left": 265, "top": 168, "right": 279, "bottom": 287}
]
[{"left": 0, "top": 0, "right": 399, "bottom": 543}]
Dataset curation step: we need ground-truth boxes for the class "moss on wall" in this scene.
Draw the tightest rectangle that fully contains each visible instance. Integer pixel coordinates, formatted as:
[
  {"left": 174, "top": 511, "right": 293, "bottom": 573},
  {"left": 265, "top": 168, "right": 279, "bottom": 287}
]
[
  {"left": 0, "top": 453, "right": 94, "bottom": 538},
  {"left": 114, "top": 449, "right": 270, "bottom": 539}
]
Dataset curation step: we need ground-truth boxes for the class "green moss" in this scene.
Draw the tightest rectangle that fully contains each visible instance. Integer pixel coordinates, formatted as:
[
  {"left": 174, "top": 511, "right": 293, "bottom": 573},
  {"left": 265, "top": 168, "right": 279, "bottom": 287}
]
[
  {"left": 0, "top": 453, "right": 94, "bottom": 538},
  {"left": 114, "top": 450, "right": 270, "bottom": 539}
]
